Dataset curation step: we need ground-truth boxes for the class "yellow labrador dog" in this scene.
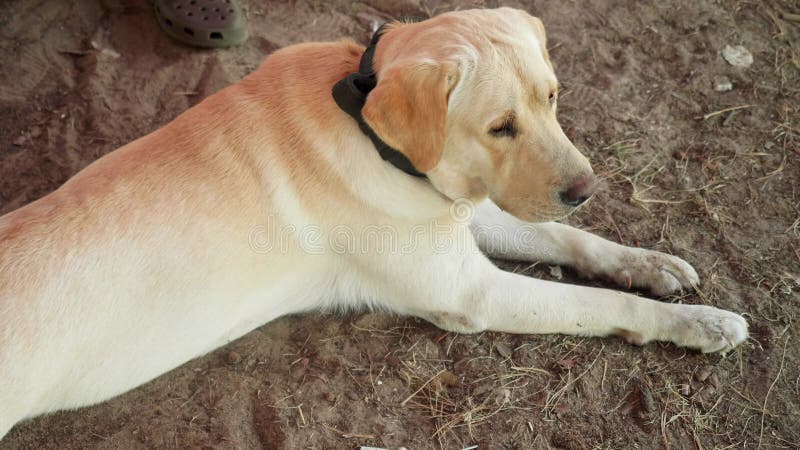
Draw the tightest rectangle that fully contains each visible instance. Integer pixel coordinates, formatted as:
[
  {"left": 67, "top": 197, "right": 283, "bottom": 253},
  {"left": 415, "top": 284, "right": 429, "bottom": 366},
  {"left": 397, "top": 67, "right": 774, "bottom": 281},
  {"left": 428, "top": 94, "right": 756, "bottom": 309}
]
[{"left": 0, "top": 8, "right": 746, "bottom": 438}]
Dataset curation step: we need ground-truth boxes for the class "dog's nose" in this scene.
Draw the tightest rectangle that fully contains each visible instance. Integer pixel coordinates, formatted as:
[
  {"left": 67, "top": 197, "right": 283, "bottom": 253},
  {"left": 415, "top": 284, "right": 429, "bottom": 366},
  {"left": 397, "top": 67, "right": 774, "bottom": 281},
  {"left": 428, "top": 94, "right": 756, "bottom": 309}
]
[{"left": 559, "top": 172, "right": 597, "bottom": 207}]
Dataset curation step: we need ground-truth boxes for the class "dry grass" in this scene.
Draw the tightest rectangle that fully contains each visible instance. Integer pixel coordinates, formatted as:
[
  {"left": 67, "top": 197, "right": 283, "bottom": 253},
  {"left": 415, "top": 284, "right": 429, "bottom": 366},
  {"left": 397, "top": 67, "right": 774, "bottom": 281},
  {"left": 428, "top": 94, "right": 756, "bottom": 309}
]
[{"left": 395, "top": 336, "right": 549, "bottom": 448}]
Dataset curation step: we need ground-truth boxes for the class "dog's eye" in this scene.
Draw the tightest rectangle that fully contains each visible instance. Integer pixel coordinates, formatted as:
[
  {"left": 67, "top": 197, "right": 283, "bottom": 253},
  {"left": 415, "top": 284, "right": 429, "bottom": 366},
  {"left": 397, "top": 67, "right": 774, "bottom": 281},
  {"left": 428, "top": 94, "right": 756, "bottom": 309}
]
[
  {"left": 489, "top": 118, "right": 517, "bottom": 138},
  {"left": 548, "top": 91, "right": 557, "bottom": 106}
]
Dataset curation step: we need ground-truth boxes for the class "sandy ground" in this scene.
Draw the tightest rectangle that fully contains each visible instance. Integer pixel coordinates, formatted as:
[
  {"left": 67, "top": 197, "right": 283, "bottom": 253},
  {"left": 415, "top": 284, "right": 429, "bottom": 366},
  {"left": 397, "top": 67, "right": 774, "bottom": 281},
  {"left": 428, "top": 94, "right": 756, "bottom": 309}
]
[{"left": 1, "top": 0, "right": 798, "bottom": 448}]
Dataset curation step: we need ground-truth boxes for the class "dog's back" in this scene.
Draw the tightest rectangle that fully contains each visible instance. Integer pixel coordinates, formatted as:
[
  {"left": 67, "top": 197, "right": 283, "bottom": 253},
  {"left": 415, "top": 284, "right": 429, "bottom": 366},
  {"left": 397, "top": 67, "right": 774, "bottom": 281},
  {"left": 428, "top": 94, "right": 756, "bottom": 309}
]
[{"left": 0, "top": 40, "right": 370, "bottom": 436}]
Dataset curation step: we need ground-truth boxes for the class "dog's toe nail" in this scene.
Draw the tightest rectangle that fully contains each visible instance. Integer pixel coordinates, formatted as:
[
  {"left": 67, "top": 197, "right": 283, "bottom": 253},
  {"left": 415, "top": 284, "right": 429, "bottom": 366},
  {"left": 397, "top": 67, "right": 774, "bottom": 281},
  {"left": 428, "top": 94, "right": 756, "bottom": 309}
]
[{"left": 617, "top": 270, "right": 632, "bottom": 289}]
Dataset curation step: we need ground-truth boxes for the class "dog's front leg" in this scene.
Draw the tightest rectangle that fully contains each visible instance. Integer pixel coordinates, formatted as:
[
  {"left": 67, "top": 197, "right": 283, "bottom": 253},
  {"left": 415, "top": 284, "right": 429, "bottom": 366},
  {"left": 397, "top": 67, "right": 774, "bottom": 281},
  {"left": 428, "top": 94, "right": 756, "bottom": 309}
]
[
  {"left": 412, "top": 257, "right": 747, "bottom": 353},
  {"left": 471, "top": 199, "right": 699, "bottom": 296}
]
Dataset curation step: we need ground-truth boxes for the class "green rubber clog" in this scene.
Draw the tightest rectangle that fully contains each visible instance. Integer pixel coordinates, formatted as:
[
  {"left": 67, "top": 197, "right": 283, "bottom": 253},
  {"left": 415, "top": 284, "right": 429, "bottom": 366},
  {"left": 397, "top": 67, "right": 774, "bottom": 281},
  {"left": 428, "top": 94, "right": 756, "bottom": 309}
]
[{"left": 154, "top": 0, "right": 248, "bottom": 48}]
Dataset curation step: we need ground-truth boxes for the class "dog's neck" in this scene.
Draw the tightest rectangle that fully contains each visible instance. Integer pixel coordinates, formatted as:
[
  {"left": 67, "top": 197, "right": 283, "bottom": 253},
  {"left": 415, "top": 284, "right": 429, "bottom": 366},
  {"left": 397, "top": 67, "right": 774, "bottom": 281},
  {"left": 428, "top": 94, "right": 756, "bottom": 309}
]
[{"left": 331, "top": 24, "right": 427, "bottom": 180}]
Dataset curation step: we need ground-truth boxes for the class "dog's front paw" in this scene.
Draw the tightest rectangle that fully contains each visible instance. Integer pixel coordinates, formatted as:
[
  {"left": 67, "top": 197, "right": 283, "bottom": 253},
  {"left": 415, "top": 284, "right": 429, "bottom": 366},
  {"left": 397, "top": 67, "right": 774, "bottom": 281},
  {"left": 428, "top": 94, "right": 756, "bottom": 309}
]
[
  {"left": 670, "top": 305, "right": 748, "bottom": 353},
  {"left": 600, "top": 248, "right": 699, "bottom": 296}
]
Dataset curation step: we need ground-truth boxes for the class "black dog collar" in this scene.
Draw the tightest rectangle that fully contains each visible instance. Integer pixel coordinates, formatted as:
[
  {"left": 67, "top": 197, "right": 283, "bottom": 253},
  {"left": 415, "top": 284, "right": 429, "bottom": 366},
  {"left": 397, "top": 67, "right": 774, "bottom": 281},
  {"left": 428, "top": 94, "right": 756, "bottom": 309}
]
[{"left": 332, "top": 23, "right": 427, "bottom": 179}]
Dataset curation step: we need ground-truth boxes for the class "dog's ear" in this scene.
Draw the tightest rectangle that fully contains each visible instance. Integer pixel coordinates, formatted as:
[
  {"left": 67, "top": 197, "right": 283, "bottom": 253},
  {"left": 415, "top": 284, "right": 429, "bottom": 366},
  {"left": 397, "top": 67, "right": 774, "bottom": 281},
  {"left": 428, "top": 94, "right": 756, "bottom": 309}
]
[{"left": 362, "top": 61, "right": 459, "bottom": 173}]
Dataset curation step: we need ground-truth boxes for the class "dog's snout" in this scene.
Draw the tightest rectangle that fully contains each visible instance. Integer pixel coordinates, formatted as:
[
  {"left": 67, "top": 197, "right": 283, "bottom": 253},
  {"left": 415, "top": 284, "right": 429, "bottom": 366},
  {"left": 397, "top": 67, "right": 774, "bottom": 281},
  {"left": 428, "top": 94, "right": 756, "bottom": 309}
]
[{"left": 559, "top": 172, "right": 597, "bottom": 207}]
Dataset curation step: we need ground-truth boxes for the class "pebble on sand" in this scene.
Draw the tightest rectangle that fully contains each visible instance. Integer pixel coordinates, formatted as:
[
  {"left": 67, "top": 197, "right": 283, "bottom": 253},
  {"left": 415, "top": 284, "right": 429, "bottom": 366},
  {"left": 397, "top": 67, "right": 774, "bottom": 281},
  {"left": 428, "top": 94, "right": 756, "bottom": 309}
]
[{"left": 722, "top": 45, "right": 753, "bottom": 67}]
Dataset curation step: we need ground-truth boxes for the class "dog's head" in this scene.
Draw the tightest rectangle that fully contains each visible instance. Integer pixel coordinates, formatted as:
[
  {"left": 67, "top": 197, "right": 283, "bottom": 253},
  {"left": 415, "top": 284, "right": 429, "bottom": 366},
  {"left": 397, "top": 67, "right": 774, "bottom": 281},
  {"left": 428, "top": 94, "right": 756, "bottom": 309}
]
[{"left": 362, "top": 8, "right": 596, "bottom": 222}]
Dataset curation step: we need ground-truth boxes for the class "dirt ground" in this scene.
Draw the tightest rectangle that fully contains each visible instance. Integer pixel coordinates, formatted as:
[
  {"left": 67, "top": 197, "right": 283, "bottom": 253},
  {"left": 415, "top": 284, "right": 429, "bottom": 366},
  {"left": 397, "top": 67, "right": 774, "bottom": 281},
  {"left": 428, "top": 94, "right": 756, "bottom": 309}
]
[{"left": 1, "top": 0, "right": 798, "bottom": 448}]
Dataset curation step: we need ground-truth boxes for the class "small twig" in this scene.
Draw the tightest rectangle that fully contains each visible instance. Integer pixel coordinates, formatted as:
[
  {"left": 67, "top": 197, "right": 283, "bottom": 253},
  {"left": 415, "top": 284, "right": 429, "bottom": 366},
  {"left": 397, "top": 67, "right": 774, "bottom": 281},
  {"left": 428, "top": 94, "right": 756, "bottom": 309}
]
[
  {"left": 696, "top": 104, "right": 754, "bottom": 121},
  {"left": 626, "top": 179, "right": 689, "bottom": 206},
  {"left": 758, "top": 335, "right": 789, "bottom": 449},
  {"left": 58, "top": 49, "right": 92, "bottom": 56},
  {"left": 781, "top": 12, "right": 800, "bottom": 23},
  {"left": 401, "top": 368, "right": 446, "bottom": 406},
  {"left": 601, "top": 359, "right": 608, "bottom": 391},
  {"left": 661, "top": 407, "right": 672, "bottom": 450},
  {"left": 691, "top": 427, "right": 705, "bottom": 450}
]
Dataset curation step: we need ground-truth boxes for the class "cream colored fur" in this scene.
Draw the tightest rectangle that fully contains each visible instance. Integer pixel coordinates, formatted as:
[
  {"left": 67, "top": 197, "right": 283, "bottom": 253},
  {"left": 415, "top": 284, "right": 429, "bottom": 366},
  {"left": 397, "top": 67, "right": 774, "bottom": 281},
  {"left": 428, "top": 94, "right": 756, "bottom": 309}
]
[{"left": 0, "top": 8, "right": 747, "bottom": 439}]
